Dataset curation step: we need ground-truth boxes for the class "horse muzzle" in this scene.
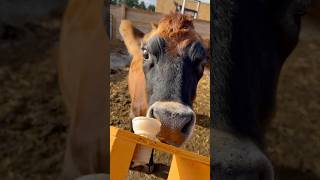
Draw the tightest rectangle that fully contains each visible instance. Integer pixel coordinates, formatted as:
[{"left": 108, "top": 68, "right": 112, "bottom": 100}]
[{"left": 146, "top": 101, "right": 196, "bottom": 147}]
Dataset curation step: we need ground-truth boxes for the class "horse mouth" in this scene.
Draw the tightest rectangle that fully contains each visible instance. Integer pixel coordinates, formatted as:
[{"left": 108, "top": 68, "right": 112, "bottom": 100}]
[
  {"left": 156, "top": 124, "right": 195, "bottom": 147},
  {"left": 157, "top": 136, "right": 184, "bottom": 147}
]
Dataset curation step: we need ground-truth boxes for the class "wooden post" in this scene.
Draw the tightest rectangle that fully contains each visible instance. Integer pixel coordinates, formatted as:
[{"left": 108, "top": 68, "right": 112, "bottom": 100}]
[
  {"left": 195, "top": 1, "right": 201, "bottom": 19},
  {"left": 121, "top": 4, "right": 127, "bottom": 19},
  {"left": 181, "top": 0, "right": 186, "bottom": 14},
  {"left": 110, "top": 15, "right": 113, "bottom": 40},
  {"left": 110, "top": 15, "right": 116, "bottom": 40}
]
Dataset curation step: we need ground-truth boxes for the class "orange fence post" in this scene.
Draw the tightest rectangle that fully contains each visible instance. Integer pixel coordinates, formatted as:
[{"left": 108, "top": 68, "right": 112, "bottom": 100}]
[
  {"left": 110, "top": 127, "right": 136, "bottom": 180},
  {"left": 110, "top": 126, "right": 210, "bottom": 180},
  {"left": 168, "top": 154, "right": 210, "bottom": 180}
]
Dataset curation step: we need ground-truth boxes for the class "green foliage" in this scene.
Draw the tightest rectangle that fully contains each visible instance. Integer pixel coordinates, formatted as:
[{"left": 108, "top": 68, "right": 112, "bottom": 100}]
[
  {"left": 110, "top": 0, "right": 117, "bottom": 5},
  {"left": 139, "top": 1, "right": 146, "bottom": 10},
  {"left": 125, "top": 0, "right": 140, "bottom": 8},
  {"left": 147, "top": 4, "right": 155, "bottom": 12},
  {"left": 110, "top": 0, "right": 125, "bottom": 5},
  {"left": 111, "top": 0, "right": 156, "bottom": 12}
]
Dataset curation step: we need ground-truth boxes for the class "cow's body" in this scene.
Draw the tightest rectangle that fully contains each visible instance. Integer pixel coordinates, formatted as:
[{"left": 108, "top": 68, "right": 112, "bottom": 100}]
[{"left": 58, "top": 0, "right": 107, "bottom": 179}]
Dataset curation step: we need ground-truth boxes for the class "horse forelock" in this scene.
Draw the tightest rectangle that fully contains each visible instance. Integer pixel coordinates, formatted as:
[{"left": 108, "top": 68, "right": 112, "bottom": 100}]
[{"left": 145, "top": 12, "right": 202, "bottom": 56}]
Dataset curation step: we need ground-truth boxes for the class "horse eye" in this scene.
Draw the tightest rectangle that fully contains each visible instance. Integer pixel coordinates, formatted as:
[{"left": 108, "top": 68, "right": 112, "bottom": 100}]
[
  {"left": 196, "top": 59, "right": 207, "bottom": 71},
  {"left": 143, "top": 49, "right": 149, "bottom": 59}
]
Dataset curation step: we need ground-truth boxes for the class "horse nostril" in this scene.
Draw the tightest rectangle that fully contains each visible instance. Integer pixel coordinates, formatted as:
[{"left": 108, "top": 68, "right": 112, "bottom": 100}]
[
  {"left": 148, "top": 108, "right": 155, "bottom": 118},
  {"left": 181, "top": 118, "right": 193, "bottom": 134}
]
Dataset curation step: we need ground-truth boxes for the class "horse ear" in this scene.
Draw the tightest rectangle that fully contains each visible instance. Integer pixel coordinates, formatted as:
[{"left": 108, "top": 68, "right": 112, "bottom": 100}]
[
  {"left": 151, "top": 22, "right": 158, "bottom": 30},
  {"left": 119, "top": 20, "right": 145, "bottom": 55},
  {"left": 203, "top": 38, "right": 210, "bottom": 51}
]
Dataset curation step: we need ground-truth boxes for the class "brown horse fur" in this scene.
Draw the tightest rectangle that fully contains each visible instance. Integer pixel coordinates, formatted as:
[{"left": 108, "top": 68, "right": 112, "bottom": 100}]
[
  {"left": 58, "top": 0, "right": 107, "bottom": 178},
  {"left": 119, "top": 12, "right": 209, "bottom": 118}
]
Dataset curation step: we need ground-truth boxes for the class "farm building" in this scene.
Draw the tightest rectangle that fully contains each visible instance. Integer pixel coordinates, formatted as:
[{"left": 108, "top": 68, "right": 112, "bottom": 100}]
[{"left": 155, "top": 0, "right": 210, "bottom": 21}]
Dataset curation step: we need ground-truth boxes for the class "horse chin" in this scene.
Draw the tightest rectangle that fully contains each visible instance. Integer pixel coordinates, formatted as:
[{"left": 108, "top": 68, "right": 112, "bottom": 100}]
[
  {"left": 157, "top": 127, "right": 195, "bottom": 147},
  {"left": 159, "top": 139, "right": 185, "bottom": 147}
]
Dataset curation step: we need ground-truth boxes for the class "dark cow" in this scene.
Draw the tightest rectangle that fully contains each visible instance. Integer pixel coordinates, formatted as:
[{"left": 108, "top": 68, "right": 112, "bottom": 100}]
[{"left": 211, "top": 0, "right": 311, "bottom": 179}]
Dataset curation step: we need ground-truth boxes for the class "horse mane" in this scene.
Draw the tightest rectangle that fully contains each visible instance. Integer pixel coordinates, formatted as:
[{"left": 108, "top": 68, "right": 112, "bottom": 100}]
[{"left": 119, "top": 20, "right": 144, "bottom": 56}]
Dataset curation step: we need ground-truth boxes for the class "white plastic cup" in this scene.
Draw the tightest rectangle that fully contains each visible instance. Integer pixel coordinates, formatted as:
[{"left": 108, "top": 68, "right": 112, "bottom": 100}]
[{"left": 131, "top": 117, "right": 161, "bottom": 167}]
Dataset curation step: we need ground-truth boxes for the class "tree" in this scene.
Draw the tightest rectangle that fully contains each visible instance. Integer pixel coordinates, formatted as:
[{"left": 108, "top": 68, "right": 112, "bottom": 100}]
[
  {"left": 112, "top": 0, "right": 155, "bottom": 11},
  {"left": 125, "top": 0, "right": 140, "bottom": 8},
  {"left": 147, "top": 4, "right": 155, "bottom": 12},
  {"left": 110, "top": 0, "right": 118, "bottom": 5},
  {"left": 139, "top": 1, "right": 146, "bottom": 10},
  {"left": 110, "top": 0, "right": 125, "bottom": 5}
]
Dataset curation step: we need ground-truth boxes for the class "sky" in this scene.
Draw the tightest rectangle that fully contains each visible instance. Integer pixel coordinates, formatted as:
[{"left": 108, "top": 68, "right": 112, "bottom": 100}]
[{"left": 141, "top": 0, "right": 210, "bottom": 6}]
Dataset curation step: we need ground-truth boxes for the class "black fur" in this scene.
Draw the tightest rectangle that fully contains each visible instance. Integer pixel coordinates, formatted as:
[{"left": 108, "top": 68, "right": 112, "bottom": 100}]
[
  {"left": 211, "top": 0, "right": 311, "bottom": 179},
  {"left": 143, "top": 35, "right": 207, "bottom": 107}
]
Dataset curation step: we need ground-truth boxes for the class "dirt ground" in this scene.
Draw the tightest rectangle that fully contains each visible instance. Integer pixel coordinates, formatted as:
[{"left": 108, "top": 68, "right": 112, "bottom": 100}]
[
  {"left": 0, "top": 12, "right": 319, "bottom": 180},
  {"left": 0, "top": 17, "right": 67, "bottom": 180},
  {"left": 266, "top": 15, "right": 320, "bottom": 179}
]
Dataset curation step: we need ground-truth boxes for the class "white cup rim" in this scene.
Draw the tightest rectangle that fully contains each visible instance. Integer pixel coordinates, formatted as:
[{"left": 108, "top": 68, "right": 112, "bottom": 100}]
[{"left": 132, "top": 116, "right": 161, "bottom": 127}]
